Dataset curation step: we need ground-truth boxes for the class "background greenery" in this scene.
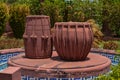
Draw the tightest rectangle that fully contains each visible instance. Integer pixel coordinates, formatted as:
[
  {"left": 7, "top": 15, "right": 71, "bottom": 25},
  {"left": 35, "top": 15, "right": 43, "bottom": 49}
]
[
  {"left": 9, "top": 3, "right": 30, "bottom": 38},
  {"left": 0, "top": 36, "right": 23, "bottom": 49},
  {"left": 0, "top": 2, "right": 9, "bottom": 36},
  {"left": 0, "top": 0, "right": 120, "bottom": 37}
]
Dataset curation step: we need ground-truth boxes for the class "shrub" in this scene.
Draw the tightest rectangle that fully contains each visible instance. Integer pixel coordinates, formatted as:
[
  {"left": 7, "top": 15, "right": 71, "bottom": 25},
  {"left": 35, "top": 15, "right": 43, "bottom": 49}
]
[
  {"left": 95, "top": 62, "right": 120, "bottom": 80},
  {"left": 0, "top": 37, "right": 23, "bottom": 49},
  {"left": 103, "top": 41, "right": 118, "bottom": 50},
  {"left": 14, "top": 0, "right": 41, "bottom": 15},
  {"left": 7, "top": 0, "right": 16, "bottom": 4},
  {"left": 0, "top": 0, "right": 8, "bottom": 3},
  {"left": 87, "top": 19, "right": 104, "bottom": 48},
  {"left": 0, "top": 2, "right": 9, "bottom": 36},
  {"left": 9, "top": 3, "right": 30, "bottom": 38},
  {"left": 41, "top": 0, "right": 64, "bottom": 27},
  {"left": 29, "top": 0, "right": 41, "bottom": 15}
]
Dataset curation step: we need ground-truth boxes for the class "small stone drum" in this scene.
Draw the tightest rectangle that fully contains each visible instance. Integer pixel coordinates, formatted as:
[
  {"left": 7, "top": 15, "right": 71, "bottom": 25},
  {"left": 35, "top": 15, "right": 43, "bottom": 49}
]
[
  {"left": 23, "top": 15, "right": 52, "bottom": 59},
  {"left": 53, "top": 22, "right": 93, "bottom": 61}
]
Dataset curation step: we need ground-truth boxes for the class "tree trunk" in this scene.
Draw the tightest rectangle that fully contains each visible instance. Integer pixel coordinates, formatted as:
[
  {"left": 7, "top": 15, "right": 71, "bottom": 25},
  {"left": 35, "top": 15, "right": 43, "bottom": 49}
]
[{"left": 102, "top": 21, "right": 112, "bottom": 36}]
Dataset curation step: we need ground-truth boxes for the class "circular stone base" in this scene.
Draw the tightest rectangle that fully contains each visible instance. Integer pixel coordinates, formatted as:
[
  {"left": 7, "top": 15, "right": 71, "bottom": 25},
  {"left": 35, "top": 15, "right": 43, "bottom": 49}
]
[{"left": 8, "top": 51, "right": 111, "bottom": 78}]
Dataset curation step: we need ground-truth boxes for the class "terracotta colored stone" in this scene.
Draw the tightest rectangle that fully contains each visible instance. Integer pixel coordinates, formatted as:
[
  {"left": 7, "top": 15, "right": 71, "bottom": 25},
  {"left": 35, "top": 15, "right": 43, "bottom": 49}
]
[
  {"left": 0, "top": 67, "right": 21, "bottom": 80},
  {"left": 23, "top": 15, "right": 52, "bottom": 59},
  {"left": 53, "top": 22, "right": 93, "bottom": 61},
  {"left": 0, "top": 48, "right": 24, "bottom": 54}
]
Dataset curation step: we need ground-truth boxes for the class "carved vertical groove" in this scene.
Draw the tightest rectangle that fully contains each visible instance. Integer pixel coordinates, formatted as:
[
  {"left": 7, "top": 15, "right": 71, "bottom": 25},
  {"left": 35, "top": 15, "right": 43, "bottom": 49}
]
[{"left": 54, "top": 22, "right": 93, "bottom": 61}]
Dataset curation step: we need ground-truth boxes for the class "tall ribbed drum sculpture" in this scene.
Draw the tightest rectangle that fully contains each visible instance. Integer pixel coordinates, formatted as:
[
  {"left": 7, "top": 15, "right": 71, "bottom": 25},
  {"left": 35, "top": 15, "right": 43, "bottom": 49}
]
[
  {"left": 23, "top": 15, "right": 52, "bottom": 59},
  {"left": 54, "top": 22, "right": 93, "bottom": 60}
]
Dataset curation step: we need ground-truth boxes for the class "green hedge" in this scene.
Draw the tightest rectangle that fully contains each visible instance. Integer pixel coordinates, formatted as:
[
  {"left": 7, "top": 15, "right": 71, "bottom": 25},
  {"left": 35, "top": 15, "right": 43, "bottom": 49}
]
[
  {"left": 9, "top": 4, "right": 30, "bottom": 38},
  {"left": 0, "top": 37, "right": 23, "bottom": 49},
  {"left": 0, "top": 2, "right": 9, "bottom": 36}
]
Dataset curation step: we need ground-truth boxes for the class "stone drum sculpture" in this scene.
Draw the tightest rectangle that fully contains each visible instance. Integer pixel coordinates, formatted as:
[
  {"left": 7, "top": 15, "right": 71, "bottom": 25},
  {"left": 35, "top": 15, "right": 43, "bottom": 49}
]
[
  {"left": 23, "top": 15, "right": 52, "bottom": 59},
  {"left": 53, "top": 22, "right": 93, "bottom": 60},
  {"left": 9, "top": 20, "right": 111, "bottom": 78}
]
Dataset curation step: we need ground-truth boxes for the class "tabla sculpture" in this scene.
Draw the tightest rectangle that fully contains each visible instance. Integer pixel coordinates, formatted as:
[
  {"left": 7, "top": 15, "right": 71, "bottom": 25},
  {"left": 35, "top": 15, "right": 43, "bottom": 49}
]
[
  {"left": 53, "top": 22, "right": 93, "bottom": 60},
  {"left": 23, "top": 15, "right": 52, "bottom": 59},
  {"left": 23, "top": 16, "right": 93, "bottom": 60}
]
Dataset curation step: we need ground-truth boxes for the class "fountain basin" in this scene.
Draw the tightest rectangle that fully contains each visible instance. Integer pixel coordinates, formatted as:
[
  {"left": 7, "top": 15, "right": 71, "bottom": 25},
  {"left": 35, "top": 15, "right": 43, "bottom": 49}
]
[{"left": 8, "top": 51, "right": 111, "bottom": 78}]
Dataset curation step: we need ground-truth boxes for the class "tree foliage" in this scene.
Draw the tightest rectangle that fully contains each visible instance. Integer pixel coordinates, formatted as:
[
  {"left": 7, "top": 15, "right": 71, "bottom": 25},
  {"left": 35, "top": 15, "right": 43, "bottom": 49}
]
[
  {"left": 99, "top": 0, "right": 120, "bottom": 36},
  {"left": 9, "top": 3, "right": 30, "bottom": 38},
  {"left": 66, "top": 0, "right": 120, "bottom": 37},
  {"left": 0, "top": 0, "right": 120, "bottom": 38},
  {"left": 0, "top": 2, "right": 9, "bottom": 36},
  {"left": 87, "top": 19, "right": 103, "bottom": 48},
  {"left": 41, "top": 0, "right": 65, "bottom": 27}
]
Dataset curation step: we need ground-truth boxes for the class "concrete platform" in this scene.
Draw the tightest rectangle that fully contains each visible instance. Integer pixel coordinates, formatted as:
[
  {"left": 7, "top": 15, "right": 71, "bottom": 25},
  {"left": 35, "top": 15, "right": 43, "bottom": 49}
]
[{"left": 8, "top": 51, "right": 111, "bottom": 78}]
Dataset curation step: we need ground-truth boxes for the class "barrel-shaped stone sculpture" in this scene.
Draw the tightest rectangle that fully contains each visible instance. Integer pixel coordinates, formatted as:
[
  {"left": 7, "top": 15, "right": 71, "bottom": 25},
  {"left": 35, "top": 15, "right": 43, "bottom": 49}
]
[
  {"left": 53, "top": 22, "right": 93, "bottom": 61},
  {"left": 23, "top": 15, "right": 52, "bottom": 59}
]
